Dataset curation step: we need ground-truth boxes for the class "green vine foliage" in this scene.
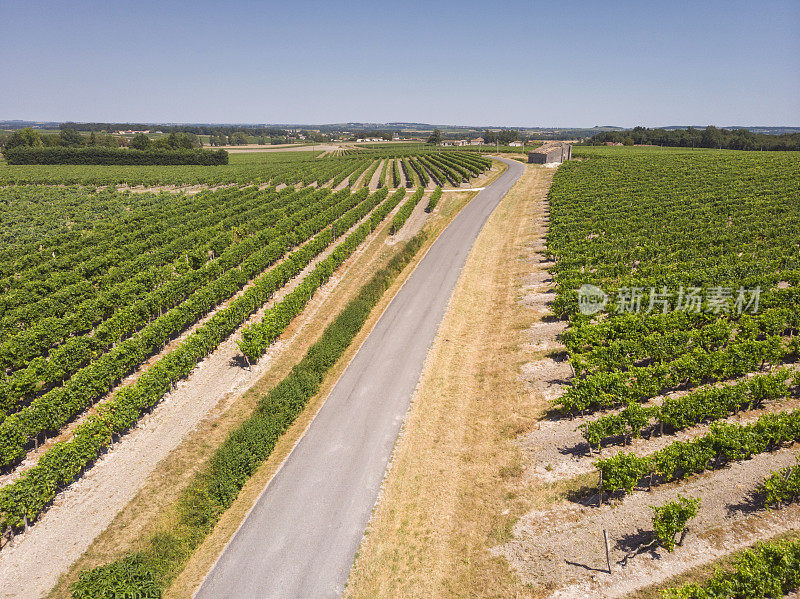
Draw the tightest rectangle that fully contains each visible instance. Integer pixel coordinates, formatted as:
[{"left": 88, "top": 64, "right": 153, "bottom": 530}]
[
  {"left": 71, "top": 554, "right": 161, "bottom": 599},
  {"left": 68, "top": 234, "right": 427, "bottom": 598},
  {"left": 390, "top": 187, "right": 424, "bottom": 235},
  {"left": 597, "top": 409, "right": 800, "bottom": 495},
  {"left": 425, "top": 186, "right": 443, "bottom": 213},
  {"left": 763, "top": 457, "right": 800, "bottom": 507},
  {"left": 651, "top": 495, "right": 700, "bottom": 552},
  {"left": 662, "top": 539, "right": 800, "bottom": 598}
]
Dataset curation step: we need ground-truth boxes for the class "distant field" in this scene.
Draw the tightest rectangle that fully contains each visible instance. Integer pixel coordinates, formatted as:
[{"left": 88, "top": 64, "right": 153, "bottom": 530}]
[{"left": 357, "top": 142, "right": 541, "bottom": 153}]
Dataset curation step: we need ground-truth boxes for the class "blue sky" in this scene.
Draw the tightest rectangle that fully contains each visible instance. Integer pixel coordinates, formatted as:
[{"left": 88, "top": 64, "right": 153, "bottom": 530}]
[{"left": 1, "top": 0, "right": 798, "bottom": 127}]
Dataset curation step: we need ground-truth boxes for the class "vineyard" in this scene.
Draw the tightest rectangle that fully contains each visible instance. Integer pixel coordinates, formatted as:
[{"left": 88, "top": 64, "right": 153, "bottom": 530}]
[
  {"left": 0, "top": 147, "right": 493, "bottom": 550},
  {"left": 0, "top": 148, "right": 491, "bottom": 188},
  {"left": 497, "top": 147, "right": 800, "bottom": 597}
]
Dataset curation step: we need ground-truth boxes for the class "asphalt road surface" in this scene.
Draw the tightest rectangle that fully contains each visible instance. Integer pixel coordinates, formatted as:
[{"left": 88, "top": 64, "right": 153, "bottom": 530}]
[{"left": 196, "top": 157, "right": 525, "bottom": 599}]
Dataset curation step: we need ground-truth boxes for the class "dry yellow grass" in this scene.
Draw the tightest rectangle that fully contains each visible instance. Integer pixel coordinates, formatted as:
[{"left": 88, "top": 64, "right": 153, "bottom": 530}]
[
  {"left": 46, "top": 162, "right": 507, "bottom": 599},
  {"left": 343, "top": 164, "right": 556, "bottom": 598}
]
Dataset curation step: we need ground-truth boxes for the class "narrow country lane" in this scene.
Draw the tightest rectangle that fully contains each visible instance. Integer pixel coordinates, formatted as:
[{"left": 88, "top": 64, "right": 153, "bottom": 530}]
[{"left": 196, "top": 157, "right": 525, "bottom": 599}]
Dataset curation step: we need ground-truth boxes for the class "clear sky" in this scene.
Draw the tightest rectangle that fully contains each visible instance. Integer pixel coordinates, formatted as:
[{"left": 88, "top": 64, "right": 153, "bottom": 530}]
[{"left": 1, "top": 0, "right": 798, "bottom": 127}]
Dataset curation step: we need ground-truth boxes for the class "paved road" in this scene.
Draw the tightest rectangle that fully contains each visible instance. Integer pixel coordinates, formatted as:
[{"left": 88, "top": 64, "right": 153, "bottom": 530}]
[{"left": 196, "top": 157, "right": 525, "bottom": 599}]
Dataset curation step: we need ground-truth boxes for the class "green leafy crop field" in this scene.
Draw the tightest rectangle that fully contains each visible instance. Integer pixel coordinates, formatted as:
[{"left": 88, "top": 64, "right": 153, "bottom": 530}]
[
  {"left": 546, "top": 146, "right": 800, "bottom": 596},
  {"left": 0, "top": 148, "right": 492, "bottom": 539}
]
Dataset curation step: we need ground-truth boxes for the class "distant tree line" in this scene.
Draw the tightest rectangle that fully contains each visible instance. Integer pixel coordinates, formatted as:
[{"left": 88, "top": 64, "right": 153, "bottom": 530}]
[
  {"left": 1, "top": 128, "right": 229, "bottom": 164},
  {"left": 53, "top": 123, "right": 331, "bottom": 143},
  {"left": 50, "top": 122, "right": 291, "bottom": 137},
  {"left": 1, "top": 127, "right": 204, "bottom": 151},
  {"left": 586, "top": 126, "right": 800, "bottom": 151},
  {"left": 129, "top": 132, "right": 202, "bottom": 150},
  {"left": 482, "top": 129, "right": 520, "bottom": 145},
  {"left": 1, "top": 127, "right": 124, "bottom": 149},
  {"left": 209, "top": 129, "right": 330, "bottom": 146},
  {"left": 0, "top": 126, "right": 333, "bottom": 153}
]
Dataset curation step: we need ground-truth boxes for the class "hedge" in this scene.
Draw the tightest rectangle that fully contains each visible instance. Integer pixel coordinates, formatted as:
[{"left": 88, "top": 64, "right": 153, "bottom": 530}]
[{"left": 3, "top": 146, "right": 229, "bottom": 165}]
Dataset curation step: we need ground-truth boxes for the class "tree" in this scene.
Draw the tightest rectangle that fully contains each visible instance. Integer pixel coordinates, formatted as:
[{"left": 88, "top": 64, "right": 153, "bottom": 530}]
[
  {"left": 59, "top": 127, "right": 85, "bottom": 147},
  {"left": 701, "top": 126, "right": 724, "bottom": 149},
  {"left": 41, "top": 133, "right": 62, "bottom": 146},
  {"left": 231, "top": 131, "right": 249, "bottom": 145},
  {"left": 129, "top": 133, "right": 151, "bottom": 151},
  {"left": 483, "top": 130, "right": 497, "bottom": 145},
  {"left": 497, "top": 129, "right": 519, "bottom": 145},
  {"left": 102, "top": 133, "right": 123, "bottom": 147},
  {"left": 5, "top": 127, "right": 44, "bottom": 148},
  {"left": 88, "top": 132, "right": 98, "bottom": 146},
  {"left": 427, "top": 128, "right": 442, "bottom": 145}
]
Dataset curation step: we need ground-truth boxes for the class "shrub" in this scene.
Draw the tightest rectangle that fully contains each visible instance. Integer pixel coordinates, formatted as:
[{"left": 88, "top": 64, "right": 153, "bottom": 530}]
[
  {"left": 70, "top": 554, "right": 160, "bottom": 599},
  {"left": 652, "top": 495, "right": 700, "bottom": 552}
]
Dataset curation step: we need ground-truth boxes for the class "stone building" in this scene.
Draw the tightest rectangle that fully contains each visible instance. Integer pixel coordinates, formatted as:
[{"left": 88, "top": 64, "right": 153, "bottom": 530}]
[{"left": 528, "top": 143, "right": 572, "bottom": 164}]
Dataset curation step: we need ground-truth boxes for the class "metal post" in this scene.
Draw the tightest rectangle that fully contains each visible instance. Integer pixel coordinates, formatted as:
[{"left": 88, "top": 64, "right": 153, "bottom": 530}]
[{"left": 598, "top": 469, "right": 603, "bottom": 505}]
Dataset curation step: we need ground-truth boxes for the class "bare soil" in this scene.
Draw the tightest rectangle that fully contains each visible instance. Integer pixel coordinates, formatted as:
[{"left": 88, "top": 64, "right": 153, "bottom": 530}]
[
  {"left": 497, "top": 447, "right": 800, "bottom": 598},
  {"left": 520, "top": 368, "right": 800, "bottom": 485},
  {"left": 350, "top": 165, "right": 371, "bottom": 190},
  {"left": 385, "top": 192, "right": 432, "bottom": 246},
  {"left": 368, "top": 160, "right": 385, "bottom": 191},
  {"left": 112, "top": 182, "right": 237, "bottom": 195},
  {"left": 396, "top": 158, "right": 407, "bottom": 188}
]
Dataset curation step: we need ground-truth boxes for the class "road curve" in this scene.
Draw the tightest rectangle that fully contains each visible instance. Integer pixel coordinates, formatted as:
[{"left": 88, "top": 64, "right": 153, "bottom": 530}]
[{"left": 196, "top": 157, "right": 525, "bottom": 599}]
